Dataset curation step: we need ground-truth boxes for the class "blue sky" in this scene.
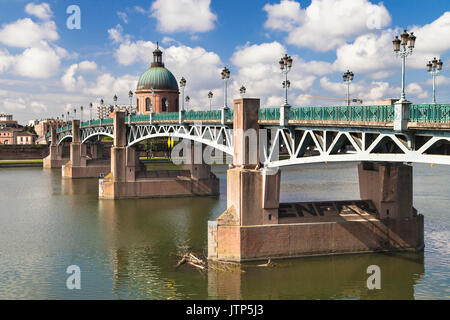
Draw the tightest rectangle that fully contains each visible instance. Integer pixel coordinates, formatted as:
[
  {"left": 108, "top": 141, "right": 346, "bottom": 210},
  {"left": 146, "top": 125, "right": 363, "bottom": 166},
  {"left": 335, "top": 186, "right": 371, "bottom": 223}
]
[{"left": 0, "top": 0, "right": 450, "bottom": 123}]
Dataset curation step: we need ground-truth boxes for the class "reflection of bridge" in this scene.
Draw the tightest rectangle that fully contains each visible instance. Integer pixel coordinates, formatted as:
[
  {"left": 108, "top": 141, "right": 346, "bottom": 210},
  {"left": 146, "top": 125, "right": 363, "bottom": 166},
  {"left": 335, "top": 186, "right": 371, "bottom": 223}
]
[
  {"left": 49, "top": 103, "right": 450, "bottom": 166},
  {"left": 44, "top": 99, "right": 450, "bottom": 262}
]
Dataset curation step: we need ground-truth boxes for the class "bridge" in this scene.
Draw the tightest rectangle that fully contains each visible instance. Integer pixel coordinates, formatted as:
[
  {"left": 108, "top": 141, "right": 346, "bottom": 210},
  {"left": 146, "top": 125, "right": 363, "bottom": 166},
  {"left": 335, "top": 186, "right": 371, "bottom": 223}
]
[
  {"left": 44, "top": 99, "right": 450, "bottom": 262},
  {"left": 48, "top": 102, "right": 450, "bottom": 167}
]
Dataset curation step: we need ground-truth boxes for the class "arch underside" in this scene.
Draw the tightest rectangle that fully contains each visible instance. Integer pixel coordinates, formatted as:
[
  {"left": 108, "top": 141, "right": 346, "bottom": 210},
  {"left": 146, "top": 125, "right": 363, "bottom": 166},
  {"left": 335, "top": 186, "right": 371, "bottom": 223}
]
[{"left": 127, "top": 124, "right": 234, "bottom": 155}]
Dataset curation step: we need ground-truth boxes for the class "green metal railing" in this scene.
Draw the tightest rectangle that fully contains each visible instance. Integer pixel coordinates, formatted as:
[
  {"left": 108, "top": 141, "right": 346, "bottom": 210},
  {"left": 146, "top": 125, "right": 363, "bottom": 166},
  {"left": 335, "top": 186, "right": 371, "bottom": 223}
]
[
  {"left": 153, "top": 112, "right": 179, "bottom": 121},
  {"left": 185, "top": 110, "right": 221, "bottom": 121},
  {"left": 289, "top": 105, "right": 394, "bottom": 122},
  {"left": 51, "top": 104, "right": 450, "bottom": 135},
  {"left": 410, "top": 104, "right": 450, "bottom": 123}
]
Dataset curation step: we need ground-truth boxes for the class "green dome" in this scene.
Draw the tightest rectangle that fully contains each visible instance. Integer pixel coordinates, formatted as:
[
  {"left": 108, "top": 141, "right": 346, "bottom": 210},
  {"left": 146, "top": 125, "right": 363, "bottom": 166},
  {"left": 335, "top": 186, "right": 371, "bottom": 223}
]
[{"left": 136, "top": 67, "right": 179, "bottom": 91}]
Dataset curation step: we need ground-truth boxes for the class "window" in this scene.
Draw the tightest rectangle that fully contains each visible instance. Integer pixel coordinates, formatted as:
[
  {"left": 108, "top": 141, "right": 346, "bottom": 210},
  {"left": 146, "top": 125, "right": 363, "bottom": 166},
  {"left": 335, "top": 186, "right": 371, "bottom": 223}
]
[
  {"left": 145, "top": 98, "right": 151, "bottom": 111},
  {"left": 161, "top": 98, "right": 167, "bottom": 112}
]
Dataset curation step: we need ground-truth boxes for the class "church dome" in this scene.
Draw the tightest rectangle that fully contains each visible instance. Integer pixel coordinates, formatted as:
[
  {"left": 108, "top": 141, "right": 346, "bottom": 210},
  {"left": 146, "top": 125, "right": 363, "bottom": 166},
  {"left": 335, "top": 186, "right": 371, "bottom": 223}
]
[
  {"left": 136, "top": 43, "right": 179, "bottom": 91},
  {"left": 137, "top": 67, "right": 179, "bottom": 90}
]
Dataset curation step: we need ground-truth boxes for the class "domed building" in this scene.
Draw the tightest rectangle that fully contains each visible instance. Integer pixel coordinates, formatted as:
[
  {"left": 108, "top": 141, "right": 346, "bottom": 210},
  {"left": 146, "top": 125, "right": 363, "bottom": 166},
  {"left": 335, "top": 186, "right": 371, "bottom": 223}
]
[{"left": 136, "top": 43, "right": 179, "bottom": 114}]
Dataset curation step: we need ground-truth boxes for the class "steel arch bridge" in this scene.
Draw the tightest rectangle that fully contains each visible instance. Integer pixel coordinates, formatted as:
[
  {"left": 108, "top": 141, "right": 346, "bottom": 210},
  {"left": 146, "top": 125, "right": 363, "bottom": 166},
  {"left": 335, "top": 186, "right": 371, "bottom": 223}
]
[{"left": 49, "top": 104, "right": 450, "bottom": 167}]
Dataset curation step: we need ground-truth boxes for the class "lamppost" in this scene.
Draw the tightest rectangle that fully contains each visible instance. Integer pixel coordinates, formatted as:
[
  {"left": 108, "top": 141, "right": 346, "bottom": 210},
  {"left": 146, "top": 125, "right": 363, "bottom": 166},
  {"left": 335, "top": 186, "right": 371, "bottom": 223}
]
[
  {"left": 128, "top": 90, "right": 133, "bottom": 115},
  {"left": 208, "top": 91, "right": 213, "bottom": 111},
  {"left": 100, "top": 98, "right": 104, "bottom": 119},
  {"left": 113, "top": 94, "right": 118, "bottom": 109},
  {"left": 61, "top": 114, "right": 64, "bottom": 124},
  {"left": 221, "top": 67, "right": 230, "bottom": 109},
  {"left": 73, "top": 108, "right": 77, "bottom": 121},
  {"left": 89, "top": 103, "right": 93, "bottom": 123},
  {"left": 185, "top": 96, "right": 190, "bottom": 110},
  {"left": 80, "top": 106, "right": 83, "bottom": 123},
  {"left": 342, "top": 70, "right": 354, "bottom": 106},
  {"left": 279, "top": 54, "right": 293, "bottom": 107},
  {"left": 67, "top": 111, "right": 69, "bottom": 122},
  {"left": 393, "top": 29, "right": 416, "bottom": 102},
  {"left": 240, "top": 85, "right": 246, "bottom": 98},
  {"left": 427, "top": 57, "right": 443, "bottom": 104},
  {"left": 179, "top": 77, "right": 186, "bottom": 111},
  {"left": 392, "top": 29, "right": 416, "bottom": 131}
]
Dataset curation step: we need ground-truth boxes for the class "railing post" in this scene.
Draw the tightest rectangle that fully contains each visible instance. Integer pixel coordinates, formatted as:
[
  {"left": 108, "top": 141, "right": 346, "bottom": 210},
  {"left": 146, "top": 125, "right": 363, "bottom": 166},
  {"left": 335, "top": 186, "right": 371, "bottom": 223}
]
[
  {"left": 394, "top": 99, "right": 411, "bottom": 131},
  {"left": 280, "top": 105, "right": 290, "bottom": 126},
  {"left": 179, "top": 109, "right": 185, "bottom": 124},
  {"left": 221, "top": 106, "right": 229, "bottom": 125}
]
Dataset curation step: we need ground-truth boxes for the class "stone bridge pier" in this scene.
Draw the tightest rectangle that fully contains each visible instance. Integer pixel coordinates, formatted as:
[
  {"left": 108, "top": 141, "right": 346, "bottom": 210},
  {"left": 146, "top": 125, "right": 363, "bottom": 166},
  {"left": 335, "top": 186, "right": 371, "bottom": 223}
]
[
  {"left": 62, "top": 120, "right": 111, "bottom": 179},
  {"left": 98, "top": 112, "right": 219, "bottom": 199},
  {"left": 208, "top": 99, "right": 424, "bottom": 262},
  {"left": 43, "top": 125, "right": 69, "bottom": 168}
]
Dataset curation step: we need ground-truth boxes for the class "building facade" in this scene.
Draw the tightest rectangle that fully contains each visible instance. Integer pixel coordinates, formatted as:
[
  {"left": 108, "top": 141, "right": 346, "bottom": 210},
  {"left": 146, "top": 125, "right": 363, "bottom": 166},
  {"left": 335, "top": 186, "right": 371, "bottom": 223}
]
[{"left": 135, "top": 44, "right": 179, "bottom": 114}]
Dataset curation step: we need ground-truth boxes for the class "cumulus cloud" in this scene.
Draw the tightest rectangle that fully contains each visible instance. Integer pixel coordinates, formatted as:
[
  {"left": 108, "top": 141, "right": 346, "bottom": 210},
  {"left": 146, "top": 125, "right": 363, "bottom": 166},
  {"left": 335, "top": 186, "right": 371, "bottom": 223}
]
[
  {"left": 151, "top": 0, "right": 217, "bottom": 33},
  {"left": 333, "top": 11, "right": 450, "bottom": 79},
  {"left": 264, "top": 0, "right": 391, "bottom": 52},
  {"left": 13, "top": 43, "right": 61, "bottom": 78},
  {"left": 230, "top": 42, "right": 334, "bottom": 107},
  {"left": 0, "top": 18, "right": 58, "bottom": 48},
  {"left": 25, "top": 3, "right": 53, "bottom": 20}
]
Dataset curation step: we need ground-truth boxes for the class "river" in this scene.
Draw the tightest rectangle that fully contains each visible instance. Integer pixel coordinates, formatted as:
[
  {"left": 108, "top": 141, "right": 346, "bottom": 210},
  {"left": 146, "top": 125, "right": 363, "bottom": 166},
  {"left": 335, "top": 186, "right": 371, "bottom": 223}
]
[{"left": 0, "top": 162, "right": 448, "bottom": 299}]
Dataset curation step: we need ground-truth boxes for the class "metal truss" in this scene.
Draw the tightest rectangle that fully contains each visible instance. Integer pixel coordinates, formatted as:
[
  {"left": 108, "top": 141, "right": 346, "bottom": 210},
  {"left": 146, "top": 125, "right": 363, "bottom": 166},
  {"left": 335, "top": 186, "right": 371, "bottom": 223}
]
[
  {"left": 127, "top": 123, "right": 234, "bottom": 155},
  {"left": 54, "top": 121, "right": 450, "bottom": 167},
  {"left": 262, "top": 126, "right": 450, "bottom": 168},
  {"left": 81, "top": 126, "right": 114, "bottom": 143}
]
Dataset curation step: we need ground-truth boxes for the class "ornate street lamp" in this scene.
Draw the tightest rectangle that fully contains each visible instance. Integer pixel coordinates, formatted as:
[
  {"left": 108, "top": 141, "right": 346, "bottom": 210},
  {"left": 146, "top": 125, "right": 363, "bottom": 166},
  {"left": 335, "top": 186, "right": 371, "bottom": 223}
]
[
  {"left": 221, "top": 67, "right": 231, "bottom": 109},
  {"left": 67, "top": 111, "right": 70, "bottom": 122},
  {"left": 80, "top": 106, "right": 84, "bottom": 123},
  {"left": 208, "top": 91, "right": 213, "bottom": 111},
  {"left": 73, "top": 108, "right": 77, "bottom": 121},
  {"left": 393, "top": 29, "right": 416, "bottom": 101},
  {"left": 113, "top": 94, "right": 118, "bottom": 109},
  {"left": 427, "top": 57, "right": 443, "bottom": 104},
  {"left": 89, "top": 103, "right": 93, "bottom": 123},
  {"left": 179, "top": 77, "right": 187, "bottom": 112},
  {"left": 240, "top": 85, "right": 246, "bottom": 98},
  {"left": 279, "top": 54, "right": 293, "bottom": 107},
  {"left": 342, "top": 70, "right": 354, "bottom": 106},
  {"left": 185, "top": 96, "right": 190, "bottom": 109},
  {"left": 128, "top": 90, "right": 133, "bottom": 115}
]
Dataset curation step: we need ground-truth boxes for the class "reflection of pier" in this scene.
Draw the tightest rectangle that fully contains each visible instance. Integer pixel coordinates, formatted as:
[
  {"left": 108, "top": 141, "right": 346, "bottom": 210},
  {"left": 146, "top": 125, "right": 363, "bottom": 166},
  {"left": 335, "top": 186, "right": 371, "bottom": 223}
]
[
  {"left": 208, "top": 252, "right": 424, "bottom": 299},
  {"left": 97, "top": 197, "right": 216, "bottom": 299}
]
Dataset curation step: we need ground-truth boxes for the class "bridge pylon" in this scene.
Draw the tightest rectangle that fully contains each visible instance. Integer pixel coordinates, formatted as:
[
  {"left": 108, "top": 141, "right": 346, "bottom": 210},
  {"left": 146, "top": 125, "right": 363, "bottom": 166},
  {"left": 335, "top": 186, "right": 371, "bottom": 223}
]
[
  {"left": 208, "top": 99, "right": 424, "bottom": 262},
  {"left": 98, "top": 111, "right": 219, "bottom": 199},
  {"left": 43, "top": 124, "right": 69, "bottom": 168},
  {"left": 62, "top": 120, "right": 111, "bottom": 178}
]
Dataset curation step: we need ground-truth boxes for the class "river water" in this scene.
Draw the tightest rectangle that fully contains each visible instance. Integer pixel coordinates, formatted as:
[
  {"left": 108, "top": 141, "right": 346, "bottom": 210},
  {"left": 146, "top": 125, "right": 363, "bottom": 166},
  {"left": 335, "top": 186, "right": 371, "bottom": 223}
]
[{"left": 0, "top": 162, "right": 448, "bottom": 299}]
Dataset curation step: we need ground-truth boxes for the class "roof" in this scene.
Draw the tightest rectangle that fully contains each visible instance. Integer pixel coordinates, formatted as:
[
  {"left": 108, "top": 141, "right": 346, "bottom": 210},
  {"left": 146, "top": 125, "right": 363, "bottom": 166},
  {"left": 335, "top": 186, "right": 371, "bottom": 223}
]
[{"left": 136, "top": 67, "right": 179, "bottom": 91}]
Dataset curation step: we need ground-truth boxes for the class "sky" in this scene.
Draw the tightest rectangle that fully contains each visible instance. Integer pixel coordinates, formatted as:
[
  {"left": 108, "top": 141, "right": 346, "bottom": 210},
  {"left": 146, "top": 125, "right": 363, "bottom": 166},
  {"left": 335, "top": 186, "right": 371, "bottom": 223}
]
[{"left": 0, "top": 0, "right": 450, "bottom": 124}]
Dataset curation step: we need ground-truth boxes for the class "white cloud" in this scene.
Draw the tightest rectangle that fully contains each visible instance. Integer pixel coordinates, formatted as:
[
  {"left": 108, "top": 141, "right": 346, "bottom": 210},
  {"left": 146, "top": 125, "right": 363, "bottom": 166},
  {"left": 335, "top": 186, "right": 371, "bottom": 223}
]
[
  {"left": 264, "top": 0, "right": 391, "bottom": 52},
  {"left": 30, "top": 101, "right": 47, "bottom": 112},
  {"left": 333, "top": 11, "right": 450, "bottom": 78},
  {"left": 25, "top": 3, "right": 53, "bottom": 20},
  {"left": 0, "top": 18, "right": 58, "bottom": 48},
  {"left": 263, "top": 0, "right": 304, "bottom": 32},
  {"left": 117, "top": 11, "right": 128, "bottom": 24},
  {"left": 78, "top": 61, "right": 97, "bottom": 72},
  {"left": 150, "top": 0, "right": 217, "bottom": 33},
  {"left": 3, "top": 98, "right": 27, "bottom": 110},
  {"left": 0, "top": 49, "right": 14, "bottom": 73},
  {"left": 13, "top": 43, "right": 62, "bottom": 78}
]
